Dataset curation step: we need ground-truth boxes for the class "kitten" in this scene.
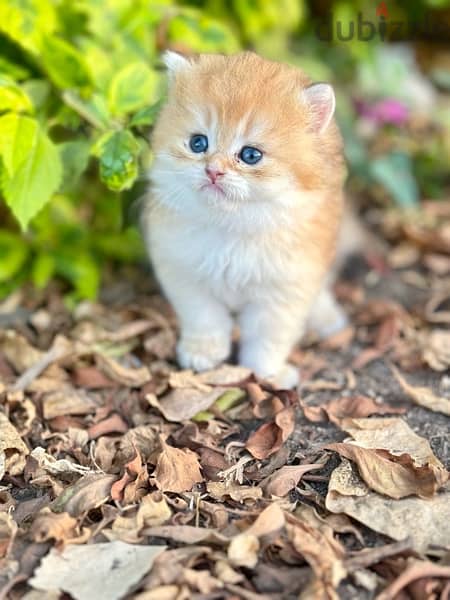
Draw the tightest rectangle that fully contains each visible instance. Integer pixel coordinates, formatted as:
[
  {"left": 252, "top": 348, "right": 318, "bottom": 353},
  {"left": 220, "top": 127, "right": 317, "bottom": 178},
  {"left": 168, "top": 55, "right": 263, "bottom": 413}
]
[{"left": 142, "top": 51, "right": 347, "bottom": 387}]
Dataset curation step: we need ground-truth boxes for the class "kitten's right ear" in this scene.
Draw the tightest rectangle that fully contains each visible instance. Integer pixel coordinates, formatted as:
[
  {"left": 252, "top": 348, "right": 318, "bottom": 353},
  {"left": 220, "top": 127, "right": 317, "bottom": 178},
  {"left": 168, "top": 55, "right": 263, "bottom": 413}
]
[{"left": 163, "top": 50, "right": 191, "bottom": 80}]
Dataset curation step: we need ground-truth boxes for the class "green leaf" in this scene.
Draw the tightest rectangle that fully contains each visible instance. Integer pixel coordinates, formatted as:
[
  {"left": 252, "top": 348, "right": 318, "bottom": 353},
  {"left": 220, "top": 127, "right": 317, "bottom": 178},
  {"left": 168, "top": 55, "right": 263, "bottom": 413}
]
[
  {"left": 0, "top": 114, "right": 62, "bottom": 229},
  {"left": 108, "top": 62, "right": 159, "bottom": 116},
  {"left": 168, "top": 10, "right": 239, "bottom": 53},
  {"left": 369, "top": 152, "right": 420, "bottom": 208},
  {"left": 0, "top": 56, "right": 30, "bottom": 80},
  {"left": 0, "top": 0, "right": 58, "bottom": 54},
  {"left": 31, "top": 252, "right": 55, "bottom": 289},
  {"left": 0, "top": 231, "right": 29, "bottom": 283},
  {"left": 92, "top": 129, "right": 141, "bottom": 191},
  {"left": 62, "top": 90, "right": 111, "bottom": 130},
  {"left": 59, "top": 139, "right": 91, "bottom": 189},
  {"left": 55, "top": 251, "right": 100, "bottom": 300},
  {"left": 0, "top": 76, "right": 33, "bottom": 114},
  {"left": 40, "top": 36, "right": 92, "bottom": 90},
  {"left": 129, "top": 100, "right": 164, "bottom": 127}
]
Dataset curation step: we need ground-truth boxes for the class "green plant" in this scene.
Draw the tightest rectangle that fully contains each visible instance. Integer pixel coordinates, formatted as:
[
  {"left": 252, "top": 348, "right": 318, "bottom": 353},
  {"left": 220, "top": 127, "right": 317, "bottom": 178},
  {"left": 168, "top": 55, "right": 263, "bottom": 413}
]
[{"left": 0, "top": 0, "right": 240, "bottom": 299}]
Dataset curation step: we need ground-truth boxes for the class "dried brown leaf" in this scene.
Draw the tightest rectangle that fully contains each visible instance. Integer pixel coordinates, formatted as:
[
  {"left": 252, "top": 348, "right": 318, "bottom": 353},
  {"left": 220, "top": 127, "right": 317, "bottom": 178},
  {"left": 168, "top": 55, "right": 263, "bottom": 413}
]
[
  {"left": 228, "top": 503, "right": 285, "bottom": 568},
  {"left": 228, "top": 533, "right": 259, "bottom": 568},
  {"left": 326, "top": 444, "right": 446, "bottom": 499},
  {"left": 261, "top": 463, "right": 324, "bottom": 497},
  {"left": 207, "top": 481, "right": 262, "bottom": 504},
  {"left": 71, "top": 366, "right": 116, "bottom": 389},
  {"left": 0, "top": 512, "right": 17, "bottom": 559},
  {"left": 106, "top": 493, "right": 172, "bottom": 543},
  {"left": 286, "top": 512, "right": 346, "bottom": 599},
  {"left": 52, "top": 473, "right": 116, "bottom": 516},
  {"left": 0, "top": 330, "right": 43, "bottom": 373},
  {"left": 30, "top": 509, "right": 78, "bottom": 544},
  {"left": 95, "top": 354, "right": 151, "bottom": 387},
  {"left": 245, "top": 406, "right": 295, "bottom": 460},
  {"left": 391, "top": 364, "right": 450, "bottom": 416},
  {"left": 42, "top": 386, "right": 98, "bottom": 419},
  {"left": 0, "top": 411, "right": 29, "bottom": 478},
  {"left": 147, "top": 386, "right": 227, "bottom": 422},
  {"left": 376, "top": 559, "right": 450, "bottom": 600},
  {"left": 88, "top": 413, "right": 128, "bottom": 439},
  {"left": 153, "top": 438, "right": 203, "bottom": 493},
  {"left": 30, "top": 541, "right": 166, "bottom": 600},
  {"left": 326, "top": 460, "right": 450, "bottom": 554}
]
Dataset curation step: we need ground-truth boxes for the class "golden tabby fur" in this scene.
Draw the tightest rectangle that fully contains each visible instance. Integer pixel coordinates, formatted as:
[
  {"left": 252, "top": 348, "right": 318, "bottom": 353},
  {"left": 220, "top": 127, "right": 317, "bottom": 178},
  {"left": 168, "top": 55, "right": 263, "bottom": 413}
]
[{"left": 142, "top": 51, "right": 347, "bottom": 387}]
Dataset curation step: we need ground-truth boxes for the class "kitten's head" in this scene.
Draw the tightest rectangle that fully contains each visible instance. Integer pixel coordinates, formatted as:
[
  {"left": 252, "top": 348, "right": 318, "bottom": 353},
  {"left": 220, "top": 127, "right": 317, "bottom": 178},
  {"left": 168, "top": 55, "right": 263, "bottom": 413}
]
[{"left": 150, "top": 52, "right": 345, "bottom": 228}]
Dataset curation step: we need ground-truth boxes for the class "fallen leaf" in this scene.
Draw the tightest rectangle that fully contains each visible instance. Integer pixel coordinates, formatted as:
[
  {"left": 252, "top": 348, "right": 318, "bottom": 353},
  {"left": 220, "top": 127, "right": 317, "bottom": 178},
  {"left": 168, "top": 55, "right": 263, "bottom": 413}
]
[
  {"left": 30, "top": 541, "right": 166, "bottom": 600},
  {"left": 12, "top": 335, "right": 72, "bottom": 391},
  {"left": 0, "top": 411, "right": 29, "bottom": 478},
  {"left": 0, "top": 330, "right": 43, "bottom": 373},
  {"left": 376, "top": 558, "right": 450, "bottom": 600},
  {"left": 207, "top": 481, "right": 262, "bottom": 504},
  {"left": 148, "top": 387, "right": 227, "bottom": 422},
  {"left": 100, "top": 319, "right": 153, "bottom": 342},
  {"left": 391, "top": 364, "right": 450, "bottom": 416},
  {"left": 182, "top": 568, "right": 223, "bottom": 594},
  {"left": 246, "top": 406, "right": 295, "bottom": 460},
  {"left": 42, "top": 386, "right": 98, "bottom": 419},
  {"left": 111, "top": 450, "right": 148, "bottom": 503},
  {"left": 106, "top": 493, "right": 172, "bottom": 543},
  {"left": 88, "top": 413, "right": 128, "bottom": 439},
  {"left": 142, "top": 525, "right": 228, "bottom": 545},
  {"left": 30, "top": 447, "right": 92, "bottom": 476},
  {"left": 0, "top": 512, "right": 17, "bottom": 558},
  {"left": 153, "top": 438, "right": 203, "bottom": 493},
  {"left": 51, "top": 473, "right": 116, "bottom": 516},
  {"left": 95, "top": 354, "right": 151, "bottom": 387},
  {"left": 71, "top": 366, "right": 117, "bottom": 388},
  {"left": 261, "top": 463, "right": 324, "bottom": 497},
  {"left": 30, "top": 509, "right": 78, "bottom": 544},
  {"left": 326, "top": 459, "right": 450, "bottom": 554},
  {"left": 286, "top": 511, "right": 346, "bottom": 600},
  {"left": 144, "top": 328, "right": 176, "bottom": 359},
  {"left": 228, "top": 503, "right": 285, "bottom": 568},
  {"left": 133, "top": 585, "right": 184, "bottom": 600},
  {"left": 118, "top": 425, "right": 159, "bottom": 463},
  {"left": 302, "top": 395, "right": 405, "bottom": 426},
  {"left": 327, "top": 417, "right": 448, "bottom": 498},
  {"left": 228, "top": 533, "right": 259, "bottom": 568}
]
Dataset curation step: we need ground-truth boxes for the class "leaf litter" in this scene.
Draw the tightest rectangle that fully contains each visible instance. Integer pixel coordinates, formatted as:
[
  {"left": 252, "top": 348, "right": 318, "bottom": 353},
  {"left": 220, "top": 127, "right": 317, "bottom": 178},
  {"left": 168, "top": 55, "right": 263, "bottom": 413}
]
[{"left": 1, "top": 214, "right": 450, "bottom": 598}]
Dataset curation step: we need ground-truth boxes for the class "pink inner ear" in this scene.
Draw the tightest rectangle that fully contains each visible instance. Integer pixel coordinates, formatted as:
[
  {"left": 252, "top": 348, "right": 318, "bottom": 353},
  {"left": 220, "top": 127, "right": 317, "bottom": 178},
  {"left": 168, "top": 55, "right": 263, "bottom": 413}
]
[{"left": 303, "top": 84, "right": 335, "bottom": 134}]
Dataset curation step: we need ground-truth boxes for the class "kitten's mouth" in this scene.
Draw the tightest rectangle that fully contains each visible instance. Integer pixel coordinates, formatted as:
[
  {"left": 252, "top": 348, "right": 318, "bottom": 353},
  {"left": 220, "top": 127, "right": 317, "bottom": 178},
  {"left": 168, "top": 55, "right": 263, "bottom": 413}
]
[{"left": 200, "top": 182, "right": 226, "bottom": 196}]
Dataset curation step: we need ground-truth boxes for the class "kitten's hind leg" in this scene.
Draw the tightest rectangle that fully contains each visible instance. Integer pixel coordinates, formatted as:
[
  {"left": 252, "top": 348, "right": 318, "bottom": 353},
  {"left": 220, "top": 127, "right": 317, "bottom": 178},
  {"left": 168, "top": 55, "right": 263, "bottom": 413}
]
[
  {"left": 307, "top": 287, "right": 348, "bottom": 339},
  {"left": 238, "top": 301, "right": 302, "bottom": 389}
]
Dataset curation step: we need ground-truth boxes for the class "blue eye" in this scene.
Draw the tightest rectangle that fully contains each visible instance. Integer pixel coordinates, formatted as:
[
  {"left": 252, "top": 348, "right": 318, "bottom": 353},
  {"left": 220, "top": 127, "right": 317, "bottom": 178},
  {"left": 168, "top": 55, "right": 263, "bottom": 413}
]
[
  {"left": 189, "top": 134, "right": 208, "bottom": 153},
  {"left": 239, "top": 146, "right": 263, "bottom": 165}
]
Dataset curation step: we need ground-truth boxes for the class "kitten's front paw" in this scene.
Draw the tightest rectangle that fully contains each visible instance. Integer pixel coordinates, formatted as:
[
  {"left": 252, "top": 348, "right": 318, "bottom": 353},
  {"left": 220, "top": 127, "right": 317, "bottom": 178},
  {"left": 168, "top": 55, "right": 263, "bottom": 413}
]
[
  {"left": 177, "top": 334, "right": 230, "bottom": 372},
  {"left": 267, "top": 364, "right": 300, "bottom": 389}
]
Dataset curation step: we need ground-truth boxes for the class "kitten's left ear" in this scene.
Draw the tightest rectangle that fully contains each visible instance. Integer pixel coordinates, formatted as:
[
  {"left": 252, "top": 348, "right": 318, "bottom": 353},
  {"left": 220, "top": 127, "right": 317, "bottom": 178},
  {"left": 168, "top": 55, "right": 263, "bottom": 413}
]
[
  {"left": 302, "top": 83, "right": 336, "bottom": 134},
  {"left": 163, "top": 50, "right": 191, "bottom": 79}
]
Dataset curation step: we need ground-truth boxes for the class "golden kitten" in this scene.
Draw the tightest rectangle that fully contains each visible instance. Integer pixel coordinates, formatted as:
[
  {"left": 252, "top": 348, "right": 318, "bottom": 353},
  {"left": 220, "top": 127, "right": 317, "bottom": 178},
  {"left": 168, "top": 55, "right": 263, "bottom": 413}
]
[{"left": 142, "top": 51, "right": 347, "bottom": 387}]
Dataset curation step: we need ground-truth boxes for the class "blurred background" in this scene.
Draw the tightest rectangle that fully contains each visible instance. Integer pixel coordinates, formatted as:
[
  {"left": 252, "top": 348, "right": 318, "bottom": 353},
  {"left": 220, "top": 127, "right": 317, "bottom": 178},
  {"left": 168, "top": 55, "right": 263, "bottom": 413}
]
[{"left": 0, "top": 0, "right": 449, "bottom": 302}]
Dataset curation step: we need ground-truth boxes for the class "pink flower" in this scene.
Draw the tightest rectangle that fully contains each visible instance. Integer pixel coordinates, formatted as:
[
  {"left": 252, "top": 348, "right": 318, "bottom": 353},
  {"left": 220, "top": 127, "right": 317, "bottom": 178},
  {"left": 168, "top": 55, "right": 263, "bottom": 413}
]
[{"left": 356, "top": 98, "right": 409, "bottom": 126}]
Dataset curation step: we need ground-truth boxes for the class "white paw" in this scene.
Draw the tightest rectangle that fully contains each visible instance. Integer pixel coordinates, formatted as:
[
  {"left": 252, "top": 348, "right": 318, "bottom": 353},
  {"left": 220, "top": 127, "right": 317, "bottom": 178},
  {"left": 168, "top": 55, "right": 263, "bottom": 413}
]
[
  {"left": 314, "top": 310, "right": 349, "bottom": 339},
  {"left": 267, "top": 364, "right": 300, "bottom": 389},
  {"left": 177, "top": 334, "right": 230, "bottom": 372}
]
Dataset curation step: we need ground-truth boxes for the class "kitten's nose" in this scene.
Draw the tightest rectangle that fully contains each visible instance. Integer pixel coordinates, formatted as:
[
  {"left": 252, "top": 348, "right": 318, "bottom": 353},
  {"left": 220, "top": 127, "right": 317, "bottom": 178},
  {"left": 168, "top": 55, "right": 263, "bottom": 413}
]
[{"left": 205, "top": 166, "right": 224, "bottom": 184}]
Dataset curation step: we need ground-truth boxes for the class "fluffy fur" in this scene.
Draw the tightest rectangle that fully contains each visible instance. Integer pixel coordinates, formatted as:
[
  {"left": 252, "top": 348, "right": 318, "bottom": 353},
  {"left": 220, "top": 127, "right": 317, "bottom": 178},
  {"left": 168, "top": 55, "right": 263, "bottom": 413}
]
[{"left": 142, "top": 51, "right": 347, "bottom": 387}]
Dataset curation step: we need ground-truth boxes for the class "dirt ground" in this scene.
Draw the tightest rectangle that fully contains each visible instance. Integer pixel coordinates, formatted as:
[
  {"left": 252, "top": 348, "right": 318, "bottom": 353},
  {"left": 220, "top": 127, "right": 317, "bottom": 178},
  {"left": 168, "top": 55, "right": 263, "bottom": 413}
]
[{"left": 1, "top": 213, "right": 450, "bottom": 599}]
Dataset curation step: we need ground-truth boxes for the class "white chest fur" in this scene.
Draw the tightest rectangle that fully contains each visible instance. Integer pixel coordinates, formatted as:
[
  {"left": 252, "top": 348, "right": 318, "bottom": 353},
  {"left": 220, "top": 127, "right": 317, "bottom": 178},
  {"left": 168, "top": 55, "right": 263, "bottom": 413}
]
[{"left": 146, "top": 209, "right": 302, "bottom": 309}]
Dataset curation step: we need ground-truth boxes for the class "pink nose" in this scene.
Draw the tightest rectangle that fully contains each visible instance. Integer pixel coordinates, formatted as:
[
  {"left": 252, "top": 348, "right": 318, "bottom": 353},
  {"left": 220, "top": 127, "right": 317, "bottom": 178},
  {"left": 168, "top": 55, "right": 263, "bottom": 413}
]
[{"left": 205, "top": 166, "right": 224, "bottom": 184}]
